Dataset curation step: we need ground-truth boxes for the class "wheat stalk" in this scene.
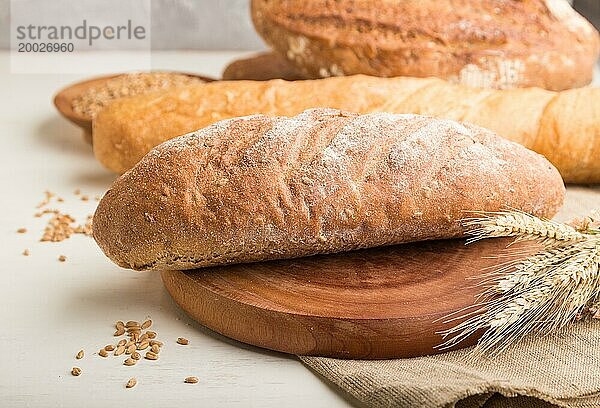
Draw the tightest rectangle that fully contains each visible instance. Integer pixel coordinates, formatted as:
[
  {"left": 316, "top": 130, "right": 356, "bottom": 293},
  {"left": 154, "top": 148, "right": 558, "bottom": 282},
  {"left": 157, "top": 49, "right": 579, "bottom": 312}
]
[{"left": 439, "top": 210, "right": 600, "bottom": 355}]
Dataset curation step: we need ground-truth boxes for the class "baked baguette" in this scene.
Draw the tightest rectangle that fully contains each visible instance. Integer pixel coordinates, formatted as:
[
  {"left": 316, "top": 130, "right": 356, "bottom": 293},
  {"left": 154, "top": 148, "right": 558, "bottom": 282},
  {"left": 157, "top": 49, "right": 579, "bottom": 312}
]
[
  {"left": 93, "top": 75, "right": 600, "bottom": 183},
  {"left": 251, "top": 0, "right": 600, "bottom": 91},
  {"left": 93, "top": 109, "right": 565, "bottom": 272},
  {"left": 222, "top": 52, "right": 305, "bottom": 81}
]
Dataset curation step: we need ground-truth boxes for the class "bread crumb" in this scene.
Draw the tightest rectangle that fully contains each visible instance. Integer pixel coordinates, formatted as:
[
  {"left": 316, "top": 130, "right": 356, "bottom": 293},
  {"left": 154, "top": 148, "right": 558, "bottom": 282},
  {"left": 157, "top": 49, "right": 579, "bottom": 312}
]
[
  {"left": 17, "top": 227, "right": 27, "bottom": 233},
  {"left": 58, "top": 255, "right": 67, "bottom": 262},
  {"left": 22, "top": 249, "right": 30, "bottom": 256}
]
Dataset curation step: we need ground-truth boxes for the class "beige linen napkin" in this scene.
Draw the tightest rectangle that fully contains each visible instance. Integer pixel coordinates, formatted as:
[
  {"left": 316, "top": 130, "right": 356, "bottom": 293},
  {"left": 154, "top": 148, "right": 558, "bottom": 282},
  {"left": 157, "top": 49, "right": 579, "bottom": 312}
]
[{"left": 301, "top": 186, "right": 600, "bottom": 408}]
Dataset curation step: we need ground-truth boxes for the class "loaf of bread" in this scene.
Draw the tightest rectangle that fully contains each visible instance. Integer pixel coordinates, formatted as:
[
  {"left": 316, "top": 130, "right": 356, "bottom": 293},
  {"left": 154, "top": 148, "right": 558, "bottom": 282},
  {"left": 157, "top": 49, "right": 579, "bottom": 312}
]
[
  {"left": 251, "top": 0, "right": 599, "bottom": 91},
  {"left": 93, "top": 75, "right": 600, "bottom": 183},
  {"left": 222, "top": 52, "right": 305, "bottom": 81},
  {"left": 93, "top": 109, "right": 565, "bottom": 271}
]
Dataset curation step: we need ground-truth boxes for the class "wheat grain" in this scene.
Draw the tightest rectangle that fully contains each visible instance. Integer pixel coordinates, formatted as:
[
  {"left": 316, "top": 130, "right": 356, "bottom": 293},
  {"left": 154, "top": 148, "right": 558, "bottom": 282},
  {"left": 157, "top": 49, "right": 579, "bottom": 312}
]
[
  {"left": 124, "top": 358, "right": 137, "bottom": 366},
  {"left": 145, "top": 351, "right": 158, "bottom": 360},
  {"left": 126, "top": 378, "right": 137, "bottom": 388},
  {"left": 137, "top": 340, "right": 150, "bottom": 350}
]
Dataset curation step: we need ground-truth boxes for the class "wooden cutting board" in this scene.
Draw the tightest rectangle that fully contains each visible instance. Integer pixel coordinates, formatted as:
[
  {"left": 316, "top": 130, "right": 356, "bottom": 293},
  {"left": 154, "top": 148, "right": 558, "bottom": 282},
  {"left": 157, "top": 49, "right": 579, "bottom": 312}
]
[{"left": 161, "top": 238, "right": 538, "bottom": 359}]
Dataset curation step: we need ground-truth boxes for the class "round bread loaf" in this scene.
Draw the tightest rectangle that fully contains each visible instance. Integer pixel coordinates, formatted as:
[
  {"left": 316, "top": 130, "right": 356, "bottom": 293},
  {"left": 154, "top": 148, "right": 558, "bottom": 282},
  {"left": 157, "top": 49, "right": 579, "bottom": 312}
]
[
  {"left": 251, "top": 0, "right": 600, "bottom": 90},
  {"left": 93, "top": 109, "right": 565, "bottom": 271}
]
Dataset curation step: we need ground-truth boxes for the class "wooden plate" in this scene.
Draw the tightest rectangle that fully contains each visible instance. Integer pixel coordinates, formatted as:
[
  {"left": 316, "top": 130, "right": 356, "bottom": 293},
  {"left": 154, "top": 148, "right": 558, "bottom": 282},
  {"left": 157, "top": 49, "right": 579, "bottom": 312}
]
[
  {"left": 161, "top": 238, "right": 538, "bottom": 359},
  {"left": 53, "top": 72, "right": 215, "bottom": 143}
]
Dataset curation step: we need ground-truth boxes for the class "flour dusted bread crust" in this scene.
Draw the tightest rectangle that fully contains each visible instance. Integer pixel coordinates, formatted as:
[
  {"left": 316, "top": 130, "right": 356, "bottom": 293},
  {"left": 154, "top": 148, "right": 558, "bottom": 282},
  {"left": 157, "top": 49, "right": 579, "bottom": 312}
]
[
  {"left": 93, "top": 75, "right": 600, "bottom": 183},
  {"left": 251, "top": 0, "right": 599, "bottom": 91},
  {"left": 93, "top": 109, "right": 565, "bottom": 272}
]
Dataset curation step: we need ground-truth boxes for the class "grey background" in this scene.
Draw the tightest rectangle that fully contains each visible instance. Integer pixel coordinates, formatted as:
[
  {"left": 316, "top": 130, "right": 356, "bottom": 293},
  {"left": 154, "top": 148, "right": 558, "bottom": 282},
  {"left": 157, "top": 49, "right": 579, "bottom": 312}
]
[
  {"left": 0, "top": 0, "right": 266, "bottom": 50},
  {"left": 0, "top": 0, "right": 597, "bottom": 51}
]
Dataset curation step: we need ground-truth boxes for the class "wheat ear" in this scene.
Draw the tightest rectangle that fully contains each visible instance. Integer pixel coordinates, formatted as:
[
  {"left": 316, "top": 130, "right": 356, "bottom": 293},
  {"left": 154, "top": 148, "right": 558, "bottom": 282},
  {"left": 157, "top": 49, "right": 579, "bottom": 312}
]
[
  {"left": 462, "top": 210, "right": 588, "bottom": 246},
  {"left": 439, "top": 210, "right": 600, "bottom": 355}
]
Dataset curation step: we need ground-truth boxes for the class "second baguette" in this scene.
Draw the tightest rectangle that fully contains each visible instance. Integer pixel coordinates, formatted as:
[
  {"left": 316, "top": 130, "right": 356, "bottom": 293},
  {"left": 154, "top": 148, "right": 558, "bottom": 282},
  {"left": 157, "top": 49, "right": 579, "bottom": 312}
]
[
  {"left": 92, "top": 75, "right": 600, "bottom": 183},
  {"left": 93, "top": 109, "right": 564, "bottom": 271}
]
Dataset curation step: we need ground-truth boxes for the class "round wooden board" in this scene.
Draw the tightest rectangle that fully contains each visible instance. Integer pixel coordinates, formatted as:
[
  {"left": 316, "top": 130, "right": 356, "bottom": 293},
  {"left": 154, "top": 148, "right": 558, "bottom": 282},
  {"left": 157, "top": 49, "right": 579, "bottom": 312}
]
[
  {"left": 161, "top": 238, "right": 538, "bottom": 359},
  {"left": 53, "top": 72, "right": 215, "bottom": 143}
]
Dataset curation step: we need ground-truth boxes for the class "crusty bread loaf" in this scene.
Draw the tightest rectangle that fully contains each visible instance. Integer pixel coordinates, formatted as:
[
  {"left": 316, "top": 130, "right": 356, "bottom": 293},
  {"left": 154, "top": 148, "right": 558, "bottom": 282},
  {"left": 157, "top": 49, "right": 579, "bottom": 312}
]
[
  {"left": 93, "top": 75, "right": 600, "bottom": 183},
  {"left": 222, "top": 52, "right": 305, "bottom": 81},
  {"left": 251, "top": 0, "right": 599, "bottom": 91},
  {"left": 93, "top": 109, "right": 565, "bottom": 272}
]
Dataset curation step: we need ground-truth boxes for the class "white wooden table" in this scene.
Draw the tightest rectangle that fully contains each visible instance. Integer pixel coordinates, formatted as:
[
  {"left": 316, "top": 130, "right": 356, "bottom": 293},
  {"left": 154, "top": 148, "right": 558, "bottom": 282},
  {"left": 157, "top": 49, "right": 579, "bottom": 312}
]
[{"left": 0, "top": 51, "right": 351, "bottom": 408}]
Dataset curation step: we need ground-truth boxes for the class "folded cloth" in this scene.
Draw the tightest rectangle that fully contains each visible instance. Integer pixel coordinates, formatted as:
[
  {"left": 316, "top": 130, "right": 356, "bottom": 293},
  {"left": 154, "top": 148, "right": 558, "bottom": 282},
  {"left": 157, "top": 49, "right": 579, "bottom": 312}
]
[{"left": 301, "top": 186, "right": 600, "bottom": 408}]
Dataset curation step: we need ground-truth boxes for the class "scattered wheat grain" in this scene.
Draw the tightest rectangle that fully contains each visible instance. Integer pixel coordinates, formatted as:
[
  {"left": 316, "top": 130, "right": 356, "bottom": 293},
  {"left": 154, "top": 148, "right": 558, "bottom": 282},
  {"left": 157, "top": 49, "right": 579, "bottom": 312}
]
[
  {"left": 145, "top": 351, "right": 158, "bottom": 360},
  {"left": 124, "top": 358, "right": 137, "bottom": 366}
]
